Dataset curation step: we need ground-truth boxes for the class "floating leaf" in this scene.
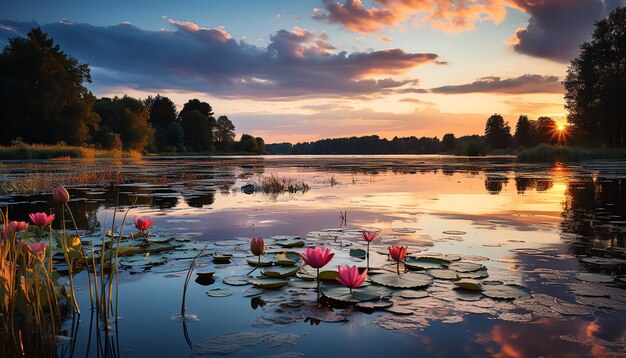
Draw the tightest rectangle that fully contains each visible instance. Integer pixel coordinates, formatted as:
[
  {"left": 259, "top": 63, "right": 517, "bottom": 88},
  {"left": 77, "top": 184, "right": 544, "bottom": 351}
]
[
  {"left": 196, "top": 271, "right": 215, "bottom": 278},
  {"left": 206, "top": 288, "right": 232, "bottom": 297},
  {"left": 575, "top": 273, "right": 614, "bottom": 283},
  {"left": 321, "top": 285, "right": 392, "bottom": 303},
  {"left": 246, "top": 255, "right": 273, "bottom": 267},
  {"left": 261, "top": 266, "right": 300, "bottom": 278},
  {"left": 448, "top": 262, "right": 484, "bottom": 273},
  {"left": 428, "top": 269, "right": 458, "bottom": 280},
  {"left": 349, "top": 249, "right": 367, "bottom": 260},
  {"left": 276, "top": 239, "right": 305, "bottom": 248},
  {"left": 482, "top": 284, "right": 531, "bottom": 300},
  {"left": 355, "top": 300, "right": 393, "bottom": 310},
  {"left": 405, "top": 258, "right": 445, "bottom": 270},
  {"left": 386, "top": 306, "right": 414, "bottom": 315},
  {"left": 454, "top": 279, "right": 483, "bottom": 291},
  {"left": 369, "top": 273, "right": 433, "bottom": 289},
  {"left": 274, "top": 252, "right": 300, "bottom": 266},
  {"left": 457, "top": 269, "right": 489, "bottom": 279},
  {"left": 248, "top": 277, "right": 290, "bottom": 289},
  {"left": 397, "top": 290, "right": 428, "bottom": 299},
  {"left": 223, "top": 276, "right": 249, "bottom": 286},
  {"left": 443, "top": 230, "right": 466, "bottom": 235}
]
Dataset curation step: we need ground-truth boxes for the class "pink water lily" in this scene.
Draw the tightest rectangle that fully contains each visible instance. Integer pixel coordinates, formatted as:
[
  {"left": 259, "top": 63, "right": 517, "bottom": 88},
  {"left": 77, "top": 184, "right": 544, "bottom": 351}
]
[
  {"left": 388, "top": 245, "right": 407, "bottom": 275},
  {"left": 29, "top": 212, "right": 56, "bottom": 228},
  {"left": 53, "top": 186, "right": 70, "bottom": 205},
  {"left": 361, "top": 230, "right": 379, "bottom": 271},
  {"left": 336, "top": 265, "right": 367, "bottom": 293},
  {"left": 250, "top": 237, "right": 265, "bottom": 256},
  {"left": 134, "top": 217, "right": 153, "bottom": 234},
  {"left": 26, "top": 242, "right": 49, "bottom": 255},
  {"left": 9, "top": 221, "right": 29, "bottom": 232},
  {"left": 299, "top": 247, "right": 334, "bottom": 269}
]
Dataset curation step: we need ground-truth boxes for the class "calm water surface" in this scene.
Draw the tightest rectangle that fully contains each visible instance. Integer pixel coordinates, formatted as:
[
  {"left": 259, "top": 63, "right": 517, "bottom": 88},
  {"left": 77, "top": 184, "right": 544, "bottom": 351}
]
[{"left": 1, "top": 155, "right": 625, "bottom": 357}]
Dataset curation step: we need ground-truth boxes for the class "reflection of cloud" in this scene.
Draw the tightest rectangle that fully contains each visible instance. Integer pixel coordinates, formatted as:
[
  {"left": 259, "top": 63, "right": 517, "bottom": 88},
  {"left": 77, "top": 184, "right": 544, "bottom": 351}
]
[{"left": 0, "top": 19, "right": 439, "bottom": 99}]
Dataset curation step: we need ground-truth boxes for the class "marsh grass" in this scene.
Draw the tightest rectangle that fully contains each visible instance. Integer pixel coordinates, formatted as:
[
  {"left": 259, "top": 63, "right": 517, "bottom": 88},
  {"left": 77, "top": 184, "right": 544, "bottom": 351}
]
[
  {"left": 517, "top": 144, "right": 626, "bottom": 162},
  {"left": 252, "top": 174, "right": 309, "bottom": 194},
  {"left": 0, "top": 143, "right": 142, "bottom": 160}
]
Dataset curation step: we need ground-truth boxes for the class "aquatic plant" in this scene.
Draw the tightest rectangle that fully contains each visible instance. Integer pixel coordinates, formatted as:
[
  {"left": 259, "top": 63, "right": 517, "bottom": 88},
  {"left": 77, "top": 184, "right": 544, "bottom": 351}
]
[
  {"left": 247, "top": 237, "right": 265, "bottom": 275},
  {"left": 28, "top": 212, "right": 55, "bottom": 228},
  {"left": 52, "top": 185, "right": 70, "bottom": 204},
  {"left": 388, "top": 245, "right": 407, "bottom": 275},
  {"left": 336, "top": 265, "right": 367, "bottom": 293},
  {"left": 361, "top": 230, "right": 379, "bottom": 271},
  {"left": 134, "top": 216, "right": 153, "bottom": 236},
  {"left": 299, "top": 247, "right": 334, "bottom": 294}
]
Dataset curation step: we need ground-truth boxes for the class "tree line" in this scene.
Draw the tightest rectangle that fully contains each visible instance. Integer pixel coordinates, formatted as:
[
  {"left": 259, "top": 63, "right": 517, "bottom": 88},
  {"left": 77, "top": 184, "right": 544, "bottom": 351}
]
[{"left": 0, "top": 28, "right": 265, "bottom": 153}]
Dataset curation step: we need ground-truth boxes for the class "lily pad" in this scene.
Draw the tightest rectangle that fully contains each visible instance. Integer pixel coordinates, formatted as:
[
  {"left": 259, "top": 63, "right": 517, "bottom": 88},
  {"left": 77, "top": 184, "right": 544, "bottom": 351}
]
[
  {"left": 482, "top": 284, "right": 531, "bottom": 300},
  {"left": 321, "top": 285, "right": 392, "bottom": 303},
  {"left": 448, "top": 262, "right": 484, "bottom": 273},
  {"left": 405, "top": 258, "right": 445, "bottom": 270},
  {"left": 223, "top": 276, "right": 249, "bottom": 286},
  {"left": 369, "top": 273, "right": 433, "bottom": 289},
  {"left": 248, "top": 277, "right": 290, "bottom": 289},
  {"left": 575, "top": 273, "right": 614, "bottom": 283},
  {"left": 196, "top": 271, "right": 215, "bottom": 278},
  {"left": 276, "top": 239, "right": 305, "bottom": 248},
  {"left": 261, "top": 266, "right": 300, "bottom": 278},
  {"left": 457, "top": 269, "right": 489, "bottom": 279},
  {"left": 206, "top": 288, "right": 232, "bottom": 297},
  {"left": 274, "top": 252, "right": 300, "bottom": 266},
  {"left": 428, "top": 269, "right": 458, "bottom": 280},
  {"left": 246, "top": 255, "right": 274, "bottom": 267},
  {"left": 349, "top": 249, "right": 367, "bottom": 260},
  {"left": 453, "top": 279, "right": 483, "bottom": 291},
  {"left": 397, "top": 290, "right": 428, "bottom": 299},
  {"left": 443, "top": 230, "right": 466, "bottom": 235},
  {"left": 385, "top": 306, "right": 414, "bottom": 315},
  {"left": 355, "top": 300, "right": 393, "bottom": 310}
]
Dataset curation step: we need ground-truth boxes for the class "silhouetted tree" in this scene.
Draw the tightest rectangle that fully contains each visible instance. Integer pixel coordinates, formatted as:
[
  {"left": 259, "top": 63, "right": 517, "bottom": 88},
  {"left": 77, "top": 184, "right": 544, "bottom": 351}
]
[
  {"left": 236, "top": 134, "right": 258, "bottom": 153},
  {"left": 167, "top": 122, "right": 185, "bottom": 152},
  {"left": 0, "top": 28, "right": 100, "bottom": 145},
  {"left": 94, "top": 96, "right": 155, "bottom": 151},
  {"left": 255, "top": 137, "right": 266, "bottom": 154},
  {"left": 484, "top": 114, "right": 512, "bottom": 149},
  {"left": 145, "top": 95, "right": 178, "bottom": 151},
  {"left": 564, "top": 7, "right": 626, "bottom": 147},
  {"left": 214, "top": 115, "right": 236, "bottom": 151},
  {"left": 535, "top": 116, "right": 557, "bottom": 144},
  {"left": 514, "top": 115, "right": 536, "bottom": 147},
  {"left": 442, "top": 133, "right": 456, "bottom": 152},
  {"left": 180, "top": 99, "right": 216, "bottom": 151}
]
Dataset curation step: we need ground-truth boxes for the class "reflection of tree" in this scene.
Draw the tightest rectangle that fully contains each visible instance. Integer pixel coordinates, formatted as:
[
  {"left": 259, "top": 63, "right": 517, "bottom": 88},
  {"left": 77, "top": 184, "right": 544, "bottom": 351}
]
[
  {"left": 562, "top": 176, "right": 626, "bottom": 252},
  {"left": 515, "top": 176, "right": 554, "bottom": 194},
  {"left": 484, "top": 175, "right": 509, "bottom": 195}
]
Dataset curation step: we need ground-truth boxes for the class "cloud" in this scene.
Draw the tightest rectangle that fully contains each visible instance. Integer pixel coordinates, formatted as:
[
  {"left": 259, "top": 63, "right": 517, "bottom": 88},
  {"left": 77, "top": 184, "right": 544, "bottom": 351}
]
[
  {"left": 429, "top": 74, "right": 563, "bottom": 94},
  {"left": 378, "top": 34, "right": 393, "bottom": 42},
  {"left": 0, "top": 18, "right": 440, "bottom": 99},
  {"left": 508, "top": 0, "right": 626, "bottom": 62},
  {"left": 313, "top": 0, "right": 508, "bottom": 33}
]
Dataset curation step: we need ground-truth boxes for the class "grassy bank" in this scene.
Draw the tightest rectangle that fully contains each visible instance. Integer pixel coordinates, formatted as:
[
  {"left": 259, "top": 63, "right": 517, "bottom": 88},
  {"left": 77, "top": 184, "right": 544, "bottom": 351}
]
[
  {"left": 0, "top": 144, "right": 142, "bottom": 160},
  {"left": 517, "top": 144, "right": 626, "bottom": 162}
]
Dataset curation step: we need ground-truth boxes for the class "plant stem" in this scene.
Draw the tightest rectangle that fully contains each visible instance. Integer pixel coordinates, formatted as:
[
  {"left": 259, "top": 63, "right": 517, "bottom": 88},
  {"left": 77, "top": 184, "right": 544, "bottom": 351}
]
[
  {"left": 316, "top": 268, "right": 320, "bottom": 300},
  {"left": 366, "top": 241, "right": 370, "bottom": 270},
  {"left": 246, "top": 255, "right": 260, "bottom": 275},
  {"left": 396, "top": 260, "right": 400, "bottom": 275}
]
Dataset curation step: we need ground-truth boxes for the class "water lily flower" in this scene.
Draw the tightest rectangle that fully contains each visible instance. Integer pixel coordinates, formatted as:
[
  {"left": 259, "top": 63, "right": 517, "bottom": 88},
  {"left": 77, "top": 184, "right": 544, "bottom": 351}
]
[
  {"left": 247, "top": 237, "right": 265, "bottom": 275},
  {"left": 299, "top": 247, "right": 334, "bottom": 269},
  {"left": 135, "top": 217, "right": 153, "bottom": 234},
  {"left": 361, "top": 230, "right": 380, "bottom": 270},
  {"left": 26, "top": 242, "right": 49, "bottom": 255},
  {"left": 9, "top": 221, "right": 29, "bottom": 232},
  {"left": 250, "top": 237, "right": 265, "bottom": 256},
  {"left": 53, "top": 186, "right": 70, "bottom": 205},
  {"left": 336, "top": 265, "right": 367, "bottom": 293},
  {"left": 300, "top": 247, "right": 335, "bottom": 294},
  {"left": 388, "top": 245, "right": 407, "bottom": 275},
  {"left": 29, "top": 212, "right": 55, "bottom": 228}
]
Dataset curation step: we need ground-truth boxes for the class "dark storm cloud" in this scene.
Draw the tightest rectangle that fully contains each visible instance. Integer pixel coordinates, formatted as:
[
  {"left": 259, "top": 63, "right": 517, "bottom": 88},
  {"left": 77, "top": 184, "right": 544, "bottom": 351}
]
[
  {"left": 0, "top": 19, "right": 439, "bottom": 99},
  {"left": 509, "top": 0, "right": 626, "bottom": 62},
  {"left": 429, "top": 74, "right": 563, "bottom": 94}
]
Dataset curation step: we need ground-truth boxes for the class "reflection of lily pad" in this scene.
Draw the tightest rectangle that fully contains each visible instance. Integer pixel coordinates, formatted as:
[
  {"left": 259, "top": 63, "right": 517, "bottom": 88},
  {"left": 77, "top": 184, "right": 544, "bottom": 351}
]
[
  {"left": 245, "top": 255, "right": 273, "bottom": 266},
  {"left": 443, "top": 230, "right": 466, "bottom": 235},
  {"left": 349, "top": 249, "right": 367, "bottom": 259},
  {"left": 448, "top": 262, "right": 484, "bottom": 273},
  {"left": 428, "top": 269, "right": 458, "bottom": 280},
  {"left": 575, "top": 273, "right": 614, "bottom": 283},
  {"left": 196, "top": 271, "right": 215, "bottom": 278},
  {"left": 453, "top": 279, "right": 483, "bottom": 291},
  {"left": 206, "top": 288, "right": 232, "bottom": 297},
  {"left": 321, "top": 285, "right": 392, "bottom": 303},
  {"left": 223, "top": 276, "right": 249, "bottom": 286},
  {"left": 369, "top": 273, "right": 433, "bottom": 289},
  {"left": 248, "top": 278, "right": 290, "bottom": 289},
  {"left": 482, "top": 284, "right": 531, "bottom": 300},
  {"left": 355, "top": 300, "right": 393, "bottom": 310},
  {"left": 261, "top": 266, "right": 300, "bottom": 278}
]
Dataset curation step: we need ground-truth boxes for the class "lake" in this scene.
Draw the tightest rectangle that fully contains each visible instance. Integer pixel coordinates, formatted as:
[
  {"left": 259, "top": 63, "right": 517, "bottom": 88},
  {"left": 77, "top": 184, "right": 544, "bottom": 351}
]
[{"left": 1, "top": 155, "right": 625, "bottom": 357}]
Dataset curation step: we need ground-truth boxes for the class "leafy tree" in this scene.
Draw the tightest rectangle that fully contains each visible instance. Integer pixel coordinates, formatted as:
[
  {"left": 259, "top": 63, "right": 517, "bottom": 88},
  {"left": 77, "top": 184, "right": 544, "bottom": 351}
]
[
  {"left": 514, "top": 115, "right": 536, "bottom": 147},
  {"left": 564, "top": 7, "right": 626, "bottom": 147},
  {"left": 236, "top": 134, "right": 258, "bottom": 153},
  {"left": 484, "top": 114, "right": 512, "bottom": 149},
  {"left": 167, "top": 122, "right": 185, "bottom": 152},
  {"left": 214, "top": 115, "right": 236, "bottom": 151},
  {"left": 94, "top": 96, "right": 155, "bottom": 151},
  {"left": 145, "top": 95, "right": 178, "bottom": 151},
  {"left": 442, "top": 133, "right": 456, "bottom": 152},
  {"left": 255, "top": 137, "right": 266, "bottom": 154},
  {"left": 180, "top": 99, "right": 216, "bottom": 151},
  {"left": 0, "top": 27, "right": 100, "bottom": 145},
  {"left": 535, "top": 116, "right": 557, "bottom": 144}
]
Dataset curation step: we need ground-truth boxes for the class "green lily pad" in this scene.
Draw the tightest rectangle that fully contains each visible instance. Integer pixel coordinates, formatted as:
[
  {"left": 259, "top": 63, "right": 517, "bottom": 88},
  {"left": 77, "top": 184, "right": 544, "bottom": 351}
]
[
  {"left": 457, "top": 269, "right": 489, "bottom": 279},
  {"left": 248, "top": 278, "right": 290, "bottom": 289},
  {"left": 369, "top": 273, "right": 433, "bottom": 289},
  {"left": 261, "top": 266, "right": 300, "bottom": 278},
  {"left": 206, "top": 288, "right": 232, "bottom": 297},
  {"left": 290, "top": 280, "right": 319, "bottom": 289},
  {"left": 276, "top": 239, "right": 305, "bottom": 248},
  {"left": 111, "top": 246, "right": 144, "bottom": 258},
  {"left": 297, "top": 268, "right": 339, "bottom": 281},
  {"left": 428, "top": 269, "right": 458, "bottom": 280},
  {"left": 274, "top": 252, "right": 300, "bottom": 266},
  {"left": 355, "top": 300, "right": 393, "bottom": 310},
  {"left": 454, "top": 279, "right": 483, "bottom": 291},
  {"left": 349, "top": 249, "right": 367, "bottom": 260},
  {"left": 196, "top": 271, "right": 215, "bottom": 278},
  {"left": 121, "top": 255, "right": 167, "bottom": 267},
  {"left": 575, "top": 273, "right": 614, "bottom": 283},
  {"left": 212, "top": 254, "right": 232, "bottom": 264},
  {"left": 223, "top": 276, "right": 249, "bottom": 286},
  {"left": 321, "top": 285, "right": 392, "bottom": 303},
  {"left": 397, "top": 290, "right": 428, "bottom": 299},
  {"left": 405, "top": 257, "right": 446, "bottom": 270},
  {"left": 246, "top": 255, "right": 273, "bottom": 266},
  {"left": 448, "top": 262, "right": 485, "bottom": 273},
  {"left": 482, "top": 284, "right": 531, "bottom": 300},
  {"left": 145, "top": 244, "right": 177, "bottom": 254}
]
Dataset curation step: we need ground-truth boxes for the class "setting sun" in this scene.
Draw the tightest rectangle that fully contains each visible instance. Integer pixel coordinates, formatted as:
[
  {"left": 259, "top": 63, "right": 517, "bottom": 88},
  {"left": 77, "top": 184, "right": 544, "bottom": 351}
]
[{"left": 557, "top": 124, "right": 566, "bottom": 132}]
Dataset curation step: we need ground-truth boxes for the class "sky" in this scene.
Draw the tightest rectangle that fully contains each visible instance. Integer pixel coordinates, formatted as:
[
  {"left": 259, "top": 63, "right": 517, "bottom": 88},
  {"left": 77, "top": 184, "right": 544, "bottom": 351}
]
[{"left": 1, "top": 0, "right": 625, "bottom": 143}]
